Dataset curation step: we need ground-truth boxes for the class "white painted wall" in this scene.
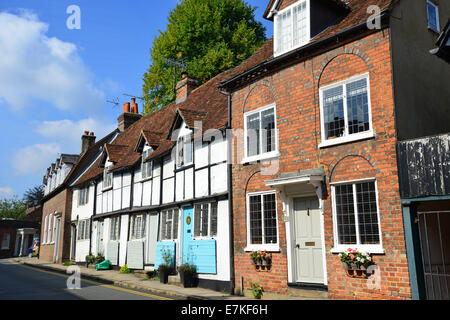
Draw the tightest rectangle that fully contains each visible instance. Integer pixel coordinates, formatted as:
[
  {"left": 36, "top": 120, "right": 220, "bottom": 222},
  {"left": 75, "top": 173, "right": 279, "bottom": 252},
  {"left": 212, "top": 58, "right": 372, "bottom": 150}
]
[{"left": 119, "top": 214, "right": 129, "bottom": 266}]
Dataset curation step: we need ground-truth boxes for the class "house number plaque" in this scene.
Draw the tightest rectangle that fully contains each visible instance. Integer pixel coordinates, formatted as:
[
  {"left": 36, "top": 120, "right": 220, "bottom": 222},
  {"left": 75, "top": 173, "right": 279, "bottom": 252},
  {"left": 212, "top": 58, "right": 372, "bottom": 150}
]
[{"left": 186, "top": 216, "right": 191, "bottom": 225}]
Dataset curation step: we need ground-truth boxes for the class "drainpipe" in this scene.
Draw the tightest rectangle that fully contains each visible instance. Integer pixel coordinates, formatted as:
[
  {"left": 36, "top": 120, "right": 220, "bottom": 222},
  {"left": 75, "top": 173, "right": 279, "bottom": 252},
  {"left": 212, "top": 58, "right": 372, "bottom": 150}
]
[{"left": 219, "top": 88, "right": 235, "bottom": 295}]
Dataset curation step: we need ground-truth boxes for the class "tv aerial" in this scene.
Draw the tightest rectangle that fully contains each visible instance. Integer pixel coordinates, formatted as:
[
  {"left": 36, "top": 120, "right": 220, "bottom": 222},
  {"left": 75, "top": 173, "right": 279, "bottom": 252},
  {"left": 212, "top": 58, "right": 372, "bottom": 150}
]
[{"left": 106, "top": 97, "right": 120, "bottom": 109}]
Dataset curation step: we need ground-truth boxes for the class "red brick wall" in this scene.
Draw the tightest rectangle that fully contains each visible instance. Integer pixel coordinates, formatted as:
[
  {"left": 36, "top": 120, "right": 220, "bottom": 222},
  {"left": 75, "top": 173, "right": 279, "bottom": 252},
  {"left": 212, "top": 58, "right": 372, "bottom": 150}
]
[
  {"left": 230, "top": 29, "right": 412, "bottom": 299},
  {"left": 40, "top": 189, "right": 72, "bottom": 263}
]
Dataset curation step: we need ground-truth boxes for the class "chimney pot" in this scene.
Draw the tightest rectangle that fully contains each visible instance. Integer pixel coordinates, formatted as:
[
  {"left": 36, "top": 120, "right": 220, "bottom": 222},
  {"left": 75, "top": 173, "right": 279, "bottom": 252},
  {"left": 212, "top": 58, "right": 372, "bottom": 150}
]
[
  {"left": 131, "top": 98, "right": 138, "bottom": 114},
  {"left": 123, "top": 102, "right": 131, "bottom": 113}
]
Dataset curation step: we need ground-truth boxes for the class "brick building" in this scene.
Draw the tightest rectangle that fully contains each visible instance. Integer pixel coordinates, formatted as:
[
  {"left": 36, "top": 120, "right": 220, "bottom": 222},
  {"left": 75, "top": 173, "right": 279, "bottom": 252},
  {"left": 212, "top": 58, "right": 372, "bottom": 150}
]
[{"left": 219, "top": 0, "right": 450, "bottom": 299}]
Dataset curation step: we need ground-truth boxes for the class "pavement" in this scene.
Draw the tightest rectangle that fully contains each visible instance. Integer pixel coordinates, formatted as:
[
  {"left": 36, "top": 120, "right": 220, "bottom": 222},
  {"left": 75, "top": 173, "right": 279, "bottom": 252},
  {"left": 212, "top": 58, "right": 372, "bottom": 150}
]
[{"left": 10, "top": 257, "right": 327, "bottom": 300}]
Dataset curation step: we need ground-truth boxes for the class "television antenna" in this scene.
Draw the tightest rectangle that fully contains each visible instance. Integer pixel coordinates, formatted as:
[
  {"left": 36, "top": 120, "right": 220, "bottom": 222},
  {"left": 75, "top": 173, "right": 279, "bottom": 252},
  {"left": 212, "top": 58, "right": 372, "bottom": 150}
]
[
  {"left": 106, "top": 97, "right": 120, "bottom": 109},
  {"left": 163, "top": 57, "right": 187, "bottom": 98},
  {"left": 123, "top": 93, "right": 145, "bottom": 101}
]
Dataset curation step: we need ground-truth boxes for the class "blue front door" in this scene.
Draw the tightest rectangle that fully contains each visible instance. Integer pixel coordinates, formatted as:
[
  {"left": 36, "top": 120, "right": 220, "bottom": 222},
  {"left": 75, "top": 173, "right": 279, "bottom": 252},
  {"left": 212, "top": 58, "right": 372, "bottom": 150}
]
[{"left": 182, "top": 206, "right": 194, "bottom": 264}]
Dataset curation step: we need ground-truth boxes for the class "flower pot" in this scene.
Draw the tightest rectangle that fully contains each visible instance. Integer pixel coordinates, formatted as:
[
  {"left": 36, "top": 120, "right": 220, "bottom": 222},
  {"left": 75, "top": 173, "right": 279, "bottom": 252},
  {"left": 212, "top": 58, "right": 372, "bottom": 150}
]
[
  {"left": 350, "top": 263, "right": 358, "bottom": 270},
  {"left": 181, "top": 271, "right": 196, "bottom": 288},
  {"left": 159, "top": 269, "right": 169, "bottom": 284}
]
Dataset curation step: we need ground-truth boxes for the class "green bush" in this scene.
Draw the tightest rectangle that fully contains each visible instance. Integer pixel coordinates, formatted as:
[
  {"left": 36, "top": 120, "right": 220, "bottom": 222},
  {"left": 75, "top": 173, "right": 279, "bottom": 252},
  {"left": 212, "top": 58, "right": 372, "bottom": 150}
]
[{"left": 120, "top": 264, "right": 131, "bottom": 274}]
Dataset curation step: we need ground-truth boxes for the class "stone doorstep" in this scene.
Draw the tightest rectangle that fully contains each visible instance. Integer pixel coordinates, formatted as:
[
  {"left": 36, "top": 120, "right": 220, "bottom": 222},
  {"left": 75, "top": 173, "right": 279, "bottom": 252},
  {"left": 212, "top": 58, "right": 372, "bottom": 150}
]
[{"left": 287, "top": 286, "right": 329, "bottom": 300}]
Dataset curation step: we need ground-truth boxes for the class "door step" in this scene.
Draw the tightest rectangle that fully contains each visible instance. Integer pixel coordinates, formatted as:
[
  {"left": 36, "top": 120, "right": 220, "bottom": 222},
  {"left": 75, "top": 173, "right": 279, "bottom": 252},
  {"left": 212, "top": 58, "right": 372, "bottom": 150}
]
[
  {"left": 168, "top": 274, "right": 181, "bottom": 286},
  {"left": 287, "top": 286, "right": 329, "bottom": 299}
]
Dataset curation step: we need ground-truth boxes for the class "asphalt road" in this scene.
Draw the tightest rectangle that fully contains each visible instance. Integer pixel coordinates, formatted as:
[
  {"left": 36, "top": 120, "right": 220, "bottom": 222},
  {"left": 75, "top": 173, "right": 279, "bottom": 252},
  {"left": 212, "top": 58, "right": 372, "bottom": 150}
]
[{"left": 0, "top": 259, "right": 174, "bottom": 300}]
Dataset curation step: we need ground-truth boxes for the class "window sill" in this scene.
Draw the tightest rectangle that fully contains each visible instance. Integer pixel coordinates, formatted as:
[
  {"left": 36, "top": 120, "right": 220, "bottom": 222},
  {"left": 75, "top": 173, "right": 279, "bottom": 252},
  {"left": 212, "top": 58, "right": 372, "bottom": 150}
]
[
  {"left": 174, "top": 163, "right": 194, "bottom": 173},
  {"left": 140, "top": 176, "right": 152, "bottom": 183},
  {"left": 241, "top": 151, "right": 280, "bottom": 165},
  {"left": 102, "top": 186, "right": 113, "bottom": 192},
  {"left": 330, "top": 246, "right": 385, "bottom": 255},
  {"left": 244, "top": 244, "right": 280, "bottom": 252},
  {"left": 318, "top": 131, "right": 375, "bottom": 149}
]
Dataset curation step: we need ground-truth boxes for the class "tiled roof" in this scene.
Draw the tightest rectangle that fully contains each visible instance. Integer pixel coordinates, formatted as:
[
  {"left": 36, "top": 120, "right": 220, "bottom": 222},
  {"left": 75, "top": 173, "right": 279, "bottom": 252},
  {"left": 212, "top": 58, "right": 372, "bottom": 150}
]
[
  {"left": 221, "top": 0, "right": 395, "bottom": 88},
  {"left": 105, "top": 144, "right": 128, "bottom": 163},
  {"left": 73, "top": 68, "right": 232, "bottom": 185}
]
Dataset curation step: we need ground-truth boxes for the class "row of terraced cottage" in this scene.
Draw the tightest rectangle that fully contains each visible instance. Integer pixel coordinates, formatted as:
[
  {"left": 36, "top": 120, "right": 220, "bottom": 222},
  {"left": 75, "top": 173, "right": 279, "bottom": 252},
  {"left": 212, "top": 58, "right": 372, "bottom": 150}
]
[{"left": 37, "top": 0, "right": 450, "bottom": 300}]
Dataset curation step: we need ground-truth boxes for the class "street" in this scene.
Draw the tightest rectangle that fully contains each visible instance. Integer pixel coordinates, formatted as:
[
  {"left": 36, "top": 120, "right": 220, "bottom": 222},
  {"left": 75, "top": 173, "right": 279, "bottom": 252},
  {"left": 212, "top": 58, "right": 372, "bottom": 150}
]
[{"left": 0, "top": 259, "right": 174, "bottom": 300}]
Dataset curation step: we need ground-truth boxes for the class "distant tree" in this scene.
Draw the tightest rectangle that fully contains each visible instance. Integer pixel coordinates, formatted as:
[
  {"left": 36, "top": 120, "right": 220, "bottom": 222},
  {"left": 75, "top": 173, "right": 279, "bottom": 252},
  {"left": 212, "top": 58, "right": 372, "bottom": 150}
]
[
  {"left": 142, "top": 0, "right": 266, "bottom": 114},
  {"left": 24, "top": 185, "right": 44, "bottom": 207},
  {"left": 0, "top": 197, "right": 27, "bottom": 220}
]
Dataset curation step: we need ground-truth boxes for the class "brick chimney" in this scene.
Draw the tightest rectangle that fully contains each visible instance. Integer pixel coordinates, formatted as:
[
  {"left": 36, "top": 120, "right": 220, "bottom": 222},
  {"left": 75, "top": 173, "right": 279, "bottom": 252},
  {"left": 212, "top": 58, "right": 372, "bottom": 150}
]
[
  {"left": 176, "top": 72, "right": 198, "bottom": 104},
  {"left": 81, "top": 131, "right": 96, "bottom": 154},
  {"left": 118, "top": 100, "right": 142, "bottom": 132}
]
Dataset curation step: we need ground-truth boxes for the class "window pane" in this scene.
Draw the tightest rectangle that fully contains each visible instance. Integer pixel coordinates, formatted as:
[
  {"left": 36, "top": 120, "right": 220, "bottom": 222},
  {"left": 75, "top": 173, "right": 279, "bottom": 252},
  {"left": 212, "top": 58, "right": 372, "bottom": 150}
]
[
  {"left": 173, "top": 209, "right": 179, "bottom": 239},
  {"left": 194, "top": 204, "right": 201, "bottom": 237},
  {"left": 346, "top": 78, "right": 369, "bottom": 135},
  {"left": 335, "top": 185, "right": 357, "bottom": 244},
  {"left": 167, "top": 210, "right": 173, "bottom": 240},
  {"left": 427, "top": 2, "right": 438, "bottom": 31},
  {"left": 249, "top": 195, "right": 262, "bottom": 244},
  {"left": 261, "top": 108, "right": 276, "bottom": 153},
  {"left": 278, "top": 9, "right": 292, "bottom": 53},
  {"left": 263, "top": 193, "right": 277, "bottom": 244},
  {"left": 161, "top": 211, "right": 167, "bottom": 240},
  {"left": 210, "top": 203, "right": 218, "bottom": 236},
  {"left": 201, "top": 204, "right": 209, "bottom": 237},
  {"left": 293, "top": 1, "right": 308, "bottom": 47},
  {"left": 323, "top": 86, "right": 345, "bottom": 139},
  {"left": 356, "top": 182, "right": 380, "bottom": 244},
  {"left": 185, "top": 137, "right": 193, "bottom": 164},
  {"left": 246, "top": 113, "right": 260, "bottom": 156}
]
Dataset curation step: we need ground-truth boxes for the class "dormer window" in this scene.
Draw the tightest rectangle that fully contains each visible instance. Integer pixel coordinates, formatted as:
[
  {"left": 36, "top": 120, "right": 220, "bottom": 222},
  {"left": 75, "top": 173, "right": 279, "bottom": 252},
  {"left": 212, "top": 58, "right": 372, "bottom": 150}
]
[
  {"left": 176, "top": 134, "right": 193, "bottom": 168},
  {"left": 274, "top": 0, "right": 310, "bottom": 56},
  {"left": 142, "top": 148, "right": 153, "bottom": 180},
  {"left": 103, "top": 164, "right": 113, "bottom": 190}
]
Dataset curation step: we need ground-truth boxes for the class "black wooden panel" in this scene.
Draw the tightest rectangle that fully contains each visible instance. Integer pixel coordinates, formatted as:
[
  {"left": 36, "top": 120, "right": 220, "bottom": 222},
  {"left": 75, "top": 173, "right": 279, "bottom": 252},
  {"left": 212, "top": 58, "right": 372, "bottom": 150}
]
[{"left": 397, "top": 134, "right": 450, "bottom": 198}]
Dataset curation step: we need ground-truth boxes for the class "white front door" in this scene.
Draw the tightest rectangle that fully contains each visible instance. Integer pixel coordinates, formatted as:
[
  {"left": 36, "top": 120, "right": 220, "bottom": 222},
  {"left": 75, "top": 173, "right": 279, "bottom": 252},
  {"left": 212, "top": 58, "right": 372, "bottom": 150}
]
[
  {"left": 53, "top": 218, "right": 61, "bottom": 262},
  {"left": 294, "top": 197, "right": 324, "bottom": 284}
]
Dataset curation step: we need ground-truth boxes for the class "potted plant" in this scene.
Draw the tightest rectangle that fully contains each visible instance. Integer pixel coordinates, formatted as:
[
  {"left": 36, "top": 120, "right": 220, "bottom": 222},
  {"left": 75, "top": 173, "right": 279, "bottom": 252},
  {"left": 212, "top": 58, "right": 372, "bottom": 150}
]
[
  {"left": 260, "top": 250, "right": 272, "bottom": 267},
  {"left": 95, "top": 254, "right": 105, "bottom": 264},
  {"left": 248, "top": 281, "right": 263, "bottom": 299},
  {"left": 339, "top": 248, "right": 372, "bottom": 270},
  {"left": 250, "top": 251, "right": 261, "bottom": 266},
  {"left": 177, "top": 263, "right": 197, "bottom": 288},
  {"left": 85, "top": 253, "right": 95, "bottom": 267},
  {"left": 157, "top": 249, "right": 174, "bottom": 284}
]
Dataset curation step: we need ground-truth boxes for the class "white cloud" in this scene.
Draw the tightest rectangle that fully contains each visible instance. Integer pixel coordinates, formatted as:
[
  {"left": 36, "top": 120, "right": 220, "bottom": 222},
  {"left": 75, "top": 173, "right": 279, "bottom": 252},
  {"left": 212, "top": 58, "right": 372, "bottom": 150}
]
[
  {"left": 0, "top": 10, "right": 105, "bottom": 113},
  {"left": 35, "top": 118, "right": 116, "bottom": 152},
  {"left": 12, "top": 143, "right": 61, "bottom": 176},
  {"left": 0, "top": 186, "right": 15, "bottom": 199}
]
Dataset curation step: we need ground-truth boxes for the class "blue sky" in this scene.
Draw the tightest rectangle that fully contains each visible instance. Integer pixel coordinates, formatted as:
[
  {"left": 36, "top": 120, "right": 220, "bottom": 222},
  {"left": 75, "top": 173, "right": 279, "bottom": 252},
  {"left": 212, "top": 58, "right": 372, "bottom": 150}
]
[{"left": 0, "top": 1, "right": 273, "bottom": 199}]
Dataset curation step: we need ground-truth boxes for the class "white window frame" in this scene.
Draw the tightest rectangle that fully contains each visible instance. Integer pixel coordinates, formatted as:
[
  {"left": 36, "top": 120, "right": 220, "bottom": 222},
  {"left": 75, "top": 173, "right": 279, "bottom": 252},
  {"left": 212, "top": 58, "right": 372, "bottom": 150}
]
[
  {"left": 141, "top": 147, "right": 153, "bottom": 181},
  {"left": 160, "top": 208, "right": 179, "bottom": 241},
  {"left": 78, "top": 187, "right": 89, "bottom": 206},
  {"left": 77, "top": 219, "right": 90, "bottom": 241},
  {"left": 130, "top": 214, "right": 147, "bottom": 240},
  {"left": 319, "top": 73, "right": 374, "bottom": 148},
  {"left": 330, "top": 178, "right": 384, "bottom": 254},
  {"left": 176, "top": 134, "right": 193, "bottom": 168},
  {"left": 103, "top": 164, "right": 113, "bottom": 191},
  {"left": 427, "top": 0, "right": 440, "bottom": 33},
  {"left": 109, "top": 216, "right": 120, "bottom": 241},
  {"left": 47, "top": 213, "right": 53, "bottom": 244},
  {"left": 43, "top": 215, "right": 48, "bottom": 244},
  {"left": 243, "top": 103, "right": 279, "bottom": 163},
  {"left": 193, "top": 202, "right": 218, "bottom": 239},
  {"left": 245, "top": 191, "right": 280, "bottom": 252},
  {"left": 274, "top": 0, "right": 311, "bottom": 57},
  {"left": 52, "top": 214, "right": 57, "bottom": 243}
]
